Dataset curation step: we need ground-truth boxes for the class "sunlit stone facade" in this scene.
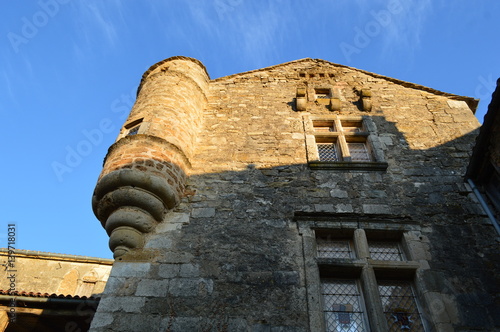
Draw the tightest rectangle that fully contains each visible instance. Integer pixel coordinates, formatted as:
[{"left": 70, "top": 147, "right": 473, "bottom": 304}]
[{"left": 90, "top": 57, "right": 499, "bottom": 331}]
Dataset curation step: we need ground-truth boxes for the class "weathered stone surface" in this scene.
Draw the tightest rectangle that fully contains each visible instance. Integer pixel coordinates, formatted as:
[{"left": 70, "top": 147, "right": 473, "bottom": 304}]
[
  {"left": 135, "top": 278, "right": 169, "bottom": 297},
  {"left": 90, "top": 57, "right": 499, "bottom": 331}
]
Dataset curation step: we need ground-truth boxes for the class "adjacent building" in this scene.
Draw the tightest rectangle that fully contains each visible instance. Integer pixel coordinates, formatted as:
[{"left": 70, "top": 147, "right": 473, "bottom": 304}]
[{"left": 0, "top": 249, "right": 112, "bottom": 331}]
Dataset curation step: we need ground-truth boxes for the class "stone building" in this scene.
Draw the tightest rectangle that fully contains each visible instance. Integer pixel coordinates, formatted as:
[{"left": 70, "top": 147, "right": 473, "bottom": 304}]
[
  {"left": 89, "top": 56, "right": 499, "bottom": 331},
  {"left": 466, "top": 78, "right": 500, "bottom": 228},
  {"left": 0, "top": 249, "right": 112, "bottom": 331}
]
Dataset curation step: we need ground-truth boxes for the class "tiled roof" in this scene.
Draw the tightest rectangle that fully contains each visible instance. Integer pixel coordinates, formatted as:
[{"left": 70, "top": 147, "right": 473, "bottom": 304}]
[{"left": 0, "top": 289, "right": 100, "bottom": 300}]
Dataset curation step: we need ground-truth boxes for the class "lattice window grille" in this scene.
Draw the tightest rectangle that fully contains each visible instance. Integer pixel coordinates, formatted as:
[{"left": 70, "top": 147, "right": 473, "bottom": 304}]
[
  {"left": 368, "top": 241, "right": 404, "bottom": 261},
  {"left": 348, "top": 143, "right": 371, "bottom": 162},
  {"left": 317, "top": 239, "right": 353, "bottom": 259},
  {"left": 378, "top": 281, "right": 425, "bottom": 332},
  {"left": 318, "top": 143, "right": 339, "bottom": 161},
  {"left": 322, "top": 279, "right": 368, "bottom": 332}
]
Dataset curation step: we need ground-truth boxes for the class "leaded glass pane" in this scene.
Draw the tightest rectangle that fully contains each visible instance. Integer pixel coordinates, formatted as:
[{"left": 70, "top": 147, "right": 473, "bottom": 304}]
[
  {"left": 378, "top": 281, "right": 425, "bottom": 331},
  {"left": 318, "top": 143, "right": 339, "bottom": 161},
  {"left": 322, "top": 279, "right": 368, "bottom": 332},
  {"left": 368, "top": 241, "right": 404, "bottom": 261},
  {"left": 128, "top": 125, "right": 140, "bottom": 136},
  {"left": 317, "top": 238, "right": 353, "bottom": 259},
  {"left": 348, "top": 143, "right": 371, "bottom": 162}
]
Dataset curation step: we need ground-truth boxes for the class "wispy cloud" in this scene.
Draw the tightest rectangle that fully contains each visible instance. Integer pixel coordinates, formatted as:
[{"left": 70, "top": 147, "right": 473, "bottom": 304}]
[
  {"left": 1, "top": 70, "right": 15, "bottom": 111},
  {"left": 0, "top": 63, "right": 22, "bottom": 113},
  {"left": 69, "top": 1, "right": 125, "bottom": 54},
  {"left": 381, "top": 0, "right": 433, "bottom": 56},
  {"left": 184, "top": 0, "right": 299, "bottom": 69}
]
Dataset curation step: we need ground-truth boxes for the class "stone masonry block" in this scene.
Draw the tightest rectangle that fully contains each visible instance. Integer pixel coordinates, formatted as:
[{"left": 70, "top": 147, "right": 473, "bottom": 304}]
[
  {"left": 314, "top": 204, "right": 335, "bottom": 212},
  {"left": 135, "top": 278, "right": 169, "bottom": 297},
  {"left": 191, "top": 207, "right": 216, "bottom": 218},
  {"left": 113, "top": 313, "right": 163, "bottom": 331},
  {"left": 98, "top": 296, "right": 146, "bottom": 313},
  {"left": 103, "top": 276, "right": 138, "bottom": 296},
  {"left": 179, "top": 263, "right": 200, "bottom": 277},
  {"left": 158, "top": 263, "right": 180, "bottom": 278},
  {"left": 335, "top": 204, "right": 354, "bottom": 213},
  {"left": 110, "top": 262, "right": 151, "bottom": 278},
  {"left": 169, "top": 278, "right": 213, "bottom": 297},
  {"left": 330, "top": 189, "right": 348, "bottom": 198},
  {"left": 362, "top": 204, "right": 391, "bottom": 214},
  {"left": 274, "top": 271, "right": 300, "bottom": 286},
  {"left": 89, "top": 312, "right": 114, "bottom": 329},
  {"left": 446, "top": 100, "right": 469, "bottom": 109},
  {"left": 423, "top": 292, "right": 452, "bottom": 324}
]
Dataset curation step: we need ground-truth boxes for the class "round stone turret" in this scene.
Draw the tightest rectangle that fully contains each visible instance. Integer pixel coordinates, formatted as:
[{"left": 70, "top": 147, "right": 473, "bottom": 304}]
[{"left": 92, "top": 56, "right": 209, "bottom": 258}]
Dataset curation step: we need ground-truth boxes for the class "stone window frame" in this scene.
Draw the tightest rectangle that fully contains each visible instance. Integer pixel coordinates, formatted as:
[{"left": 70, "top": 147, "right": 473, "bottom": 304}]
[
  {"left": 295, "top": 213, "right": 432, "bottom": 332},
  {"left": 119, "top": 118, "right": 147, "bottom": 139},
  {"left": 303, "top": 115, "right": 388, "bottom": 171}
]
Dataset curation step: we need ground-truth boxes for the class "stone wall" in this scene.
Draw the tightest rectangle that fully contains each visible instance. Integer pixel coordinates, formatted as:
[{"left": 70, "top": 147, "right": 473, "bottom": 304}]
[{"left": 90, "top": 58, "right": 499, "bottom": 331}]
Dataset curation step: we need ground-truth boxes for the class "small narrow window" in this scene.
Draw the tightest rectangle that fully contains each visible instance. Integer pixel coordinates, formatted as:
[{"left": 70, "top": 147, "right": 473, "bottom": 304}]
[
  {"left": 127, "top": 125, "right": 140, "bottom": 136},
  {"left": 124, "top": 118, "right": 143, "bottom": 136},
  {"left": 315, "top": 88, "right": 331, "bottom": 99}
]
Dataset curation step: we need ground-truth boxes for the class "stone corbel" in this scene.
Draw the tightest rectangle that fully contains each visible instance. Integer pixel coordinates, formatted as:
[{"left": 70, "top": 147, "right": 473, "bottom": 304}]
[
  {"left": 329, "top": 98, "right": 341, "bottom": 112},
  {"left": 361, "top": 89, "right": 372, "bottom": 112},
  {"left": 296, "top": 87, "right": 307, "bottom": 111}
]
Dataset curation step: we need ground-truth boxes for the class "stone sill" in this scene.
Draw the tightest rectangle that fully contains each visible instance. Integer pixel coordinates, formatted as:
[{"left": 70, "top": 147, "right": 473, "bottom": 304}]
[{"left": 308, "top": 161, "right": 388, "bottom": 171}]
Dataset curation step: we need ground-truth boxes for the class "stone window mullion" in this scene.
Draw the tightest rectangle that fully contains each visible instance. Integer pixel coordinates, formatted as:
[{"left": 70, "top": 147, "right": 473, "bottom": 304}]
[
  {"left": 334, "top": 118, "right": 351, "bottom": 161},
  {"left": 354, "top": 229, "right": 389, "bottom": 332}
]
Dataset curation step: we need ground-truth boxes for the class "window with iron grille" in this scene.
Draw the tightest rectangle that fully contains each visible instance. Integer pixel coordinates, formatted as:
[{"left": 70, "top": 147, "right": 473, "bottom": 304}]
[
  {"left": 316, "top": 230, "right": 427, "bottom": 331},
  {"left": 368, "top": 241, "right": 405, "bottom": 261},
  {"left": 317, "top": 237, "right": 353, "bottom": 259},
  {"left": 313, "top": 119, "right": 371, "bottom": 162},
  {"left": 321, "top": 279, "right": 369, "bottom": 332},
  {"left": 378, "top": 281, "right": 426, "bottom": 331},
  {"left": 307, "top": 117, "right": 388, "bottom": 171},
  {"left": 317, "top": 141, "right": 340, "bottom": 162}
]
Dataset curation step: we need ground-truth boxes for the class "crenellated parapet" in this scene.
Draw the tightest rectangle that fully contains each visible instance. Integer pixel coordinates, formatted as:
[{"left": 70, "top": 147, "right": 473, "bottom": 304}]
[{"left": 92, "top": 57, "right": 209, "bottom": 259}]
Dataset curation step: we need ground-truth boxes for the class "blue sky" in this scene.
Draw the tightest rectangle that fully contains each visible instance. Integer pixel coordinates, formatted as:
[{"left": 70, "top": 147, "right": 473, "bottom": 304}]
[{"left": 1, "top": 1, "right": 498, "bottom": 259}]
